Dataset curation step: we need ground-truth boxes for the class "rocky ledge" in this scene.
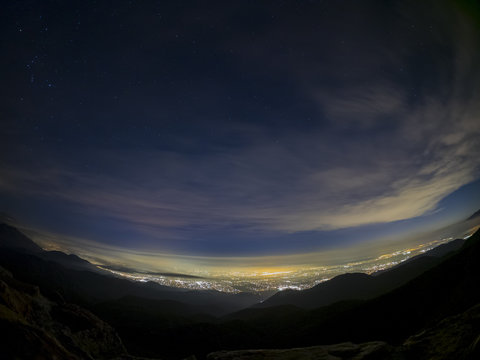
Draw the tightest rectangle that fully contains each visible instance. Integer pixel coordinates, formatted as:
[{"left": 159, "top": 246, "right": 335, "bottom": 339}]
[
  {"left": 0, "top": 265, "right": 155, "bottom": 360},
  {"left": 207, "top": 341, "right": 394, "bottom": 360},
  {"left": 207, "top": 304, "right": 480, "bottom": 360}
]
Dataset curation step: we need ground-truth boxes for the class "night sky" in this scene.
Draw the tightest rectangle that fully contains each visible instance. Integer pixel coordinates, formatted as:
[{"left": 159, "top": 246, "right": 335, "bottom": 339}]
[{"left": 1, "top": 1, "right": 480, "bottom": 273}]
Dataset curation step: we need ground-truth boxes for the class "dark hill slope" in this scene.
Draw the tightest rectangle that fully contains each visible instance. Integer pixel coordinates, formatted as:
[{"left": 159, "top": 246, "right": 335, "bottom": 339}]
[
  {"left": 466, "top": 208, "right": 480, "bottom": 220},
  {"left": 0, "top": 266, "right": 139, "bottom": 360},
  {"left": 0, "top": 223, "right": 98, "bottom": 272},
  {"left": 259, "top": 273, "right": 376, "bottom": 309},
  {"left": 0, "top": 223, "right": 43, "bottom": 253},
  {"left": 0, "top": 248, "right": 261, "bottom": 315},
  {"left": 293, "top": 228, "right": 480, "bottom": 346},
  {"left": 0, "top": 224, "right": 261, "bottom": 315},
  {"left": 1, "top": 222, "right": 478, "bottom": 360},
  {"left": 259, "top": 238, "right": 464, "bottom": 309},
  {"left": 207, "top": 303, "right": 480, "bottom": 360},
  {"left": 159, "top": 230, "right": 480, "bottom": 359},
  {"left": 0, "top": 248, "right": 178, "bottom": 304}
]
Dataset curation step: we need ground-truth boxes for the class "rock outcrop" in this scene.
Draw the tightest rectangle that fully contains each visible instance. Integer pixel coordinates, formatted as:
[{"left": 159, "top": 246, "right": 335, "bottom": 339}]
[
  {"left": 402, "top": 303, "right": 480, "bottom": 360},
  {"left": 207, "top": 303, "right": 480, "bottom": 360},
  {"left": 207, "top": 341, "right": 395, "bottom": 360},
  {"left": 0, "top": 265, "right": 139, "bottom": 360}
]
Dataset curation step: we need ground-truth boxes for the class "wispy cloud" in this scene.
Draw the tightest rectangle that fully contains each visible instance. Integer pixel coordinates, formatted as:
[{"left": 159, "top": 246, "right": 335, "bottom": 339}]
[{"left": 1, "top": 0, "right": 479, "bottom": 255}]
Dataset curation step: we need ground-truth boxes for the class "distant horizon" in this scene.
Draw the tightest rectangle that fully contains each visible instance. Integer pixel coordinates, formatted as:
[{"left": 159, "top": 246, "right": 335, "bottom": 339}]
[{"left": 4, "top": 211, "right": 478, "bottom": 292}]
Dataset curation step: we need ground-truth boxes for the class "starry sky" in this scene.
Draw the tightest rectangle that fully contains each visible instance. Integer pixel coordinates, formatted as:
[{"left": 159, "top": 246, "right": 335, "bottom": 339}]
[{"left": 1, "top": 0, "right": 480, "bottom": 272}]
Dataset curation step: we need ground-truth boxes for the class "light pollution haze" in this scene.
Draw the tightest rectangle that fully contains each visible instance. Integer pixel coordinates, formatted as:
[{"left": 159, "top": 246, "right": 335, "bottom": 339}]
[{"left": 1, "top": 0, "right": 480, "bottom": 289}]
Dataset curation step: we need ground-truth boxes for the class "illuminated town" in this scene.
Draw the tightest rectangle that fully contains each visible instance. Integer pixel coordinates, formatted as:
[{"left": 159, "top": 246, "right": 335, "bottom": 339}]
[{"left": 98, "top": 235, "right": 466, "bottom": 293}]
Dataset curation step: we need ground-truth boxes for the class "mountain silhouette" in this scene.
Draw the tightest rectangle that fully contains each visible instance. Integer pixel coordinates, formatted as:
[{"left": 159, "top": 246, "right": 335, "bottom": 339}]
[
  {"left": 466, "top": 208, "right": 480, "bottom": 221},
  {"left": 1, "top": 222, "right": 479, "bottom": 359},
  {"left": 0, "top": 223, "right": 262, "bottom": 316},
  {"left": 0, "top": 265, "right": 153, "bottom": 359},
  {"left": 0, "top": 223, "right": 43, "bottom": 253},
  {"left": 258, "top": 238, "right": 464, "bottom": 309}
]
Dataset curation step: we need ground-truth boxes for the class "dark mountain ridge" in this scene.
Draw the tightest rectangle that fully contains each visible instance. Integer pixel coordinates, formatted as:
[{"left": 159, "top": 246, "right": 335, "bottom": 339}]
[
  {"left": 466, "top": 208, "right": 480, "bottom": 221},
  {"left": 0, "top": 223, "right": 43, "bottom": 253},
  {"left": 0, "top": 265, "right": 145, "bottom": 359},
  {"left": 121, "top": 228, "right": 480, "bottom": 359},
  {"left": 1, "top": 222, "right": 479, "bottom": 359},
  {"left": 86, "top": 228, "right": 480, "bottom": 359},
  {"left": 258, "top": 238, "right": 464, "bottom": 309},
  {"left": 0, "top": 223, "right": 262, "bottom": 316}
]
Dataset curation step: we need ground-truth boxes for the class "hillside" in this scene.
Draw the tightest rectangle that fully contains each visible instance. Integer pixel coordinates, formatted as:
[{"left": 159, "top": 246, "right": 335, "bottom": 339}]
[
  {"left": 208, "top": 303, "right": 480, "bottom": 359},
  {"left": 0, "top": 223, "right": 43, "bottom": 253},
  {"left": 107, "top": 228, "right": 480, "bottom": 359},
  {"left": 0, "top": 265, "right": 147, "bottom": 359},
  {"left": 0, "top": 224, "right": 261, "bottom": 316},
  {"left": 258, "top": 238, "right": 464, "bottom": 309},
  {"left": 466, "top": 208, "right": 480, "bottom": 221},
  {"left": 1, "top": 223, "right": 479, "bottom": 359}
]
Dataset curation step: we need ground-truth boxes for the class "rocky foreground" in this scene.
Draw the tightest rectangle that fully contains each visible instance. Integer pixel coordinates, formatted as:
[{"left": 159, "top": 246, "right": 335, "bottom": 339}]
[
  {"left": 0, "top": 265, "right": 154, "bottom": 360},
  {"left": 207, "top": 304, "right": 480, "bottom": 360},
  {"left": 207, "top": 342, "right": 394, "bottom": 360},
  {"left": 2, "top": 222, "right": 480, "bottom": 360},
  {"left": 1, "top": 260, "right": 479, "bottom": 360}
]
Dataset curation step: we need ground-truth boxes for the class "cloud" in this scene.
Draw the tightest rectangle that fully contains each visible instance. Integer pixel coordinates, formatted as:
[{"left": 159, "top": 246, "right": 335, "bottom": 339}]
[
  {"left": 1, "top": 0, "right": 479, "bottom": 250},
  {"left": 1, "top": 84, "right": 479, "bottom": 236}
]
